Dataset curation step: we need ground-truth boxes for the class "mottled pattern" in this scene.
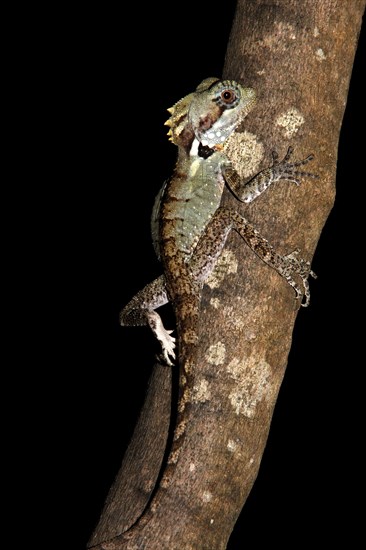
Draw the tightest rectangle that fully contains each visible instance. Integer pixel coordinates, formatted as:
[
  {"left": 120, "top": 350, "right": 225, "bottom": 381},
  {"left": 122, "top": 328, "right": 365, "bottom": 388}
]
[
  {"left": 223, "top": 146, "right": 317, "bottom": 203},
  {"left": 118, "top": 78, "right": 317, "bottom": 534},
  {"left": 189, "top": 207, "right": 316, "bottom": 306},
  {"left": 120, "top": 275, "right": 175, "bottom": 364}
]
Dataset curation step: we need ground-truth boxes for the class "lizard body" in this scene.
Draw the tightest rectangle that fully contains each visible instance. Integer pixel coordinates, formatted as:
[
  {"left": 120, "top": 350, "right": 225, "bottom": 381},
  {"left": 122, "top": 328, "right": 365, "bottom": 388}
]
[{"left": 118, "top": 77, "right": 316, "bottom": 538}]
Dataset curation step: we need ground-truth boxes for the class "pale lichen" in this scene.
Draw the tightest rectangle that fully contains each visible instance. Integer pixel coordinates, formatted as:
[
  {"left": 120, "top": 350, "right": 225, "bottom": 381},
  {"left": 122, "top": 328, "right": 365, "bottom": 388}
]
[
  {"left": 227, "top": 439, "right": 238, "bottom": 453},
  {"left": 202, "top": 490, "right": 213, "bottom": 503},
  {"left": 192, "top": 378, "right": 211, "bottom": 403},
  {"left": 223, "top": 130, "right": 265, "bottom": 179},
  {"left": 226, "top": 357, "right": 241, "bottom": 379},
  {"left": 205, "top": 341, "right": 226, "bottom": 365},
  {"left": 173, "top": 418, "right": 188, "bottom": 440},
  {"left": 167, "top": 447, "right": 181, "bottom": 465},
  {"left": 315, "top": 47, "right": 326, "bottom": 62},
  {"left": 177, "top": 385, "right": 191, "bottom": 413},
  {"left": 227, "top": 356, "right": 273, "bottom": 418},
  {"left": 257, "top": 21, "right": 297, "bottom": 48},
  {"left": 276, "top": 108, "right": 305, "bottom": 139}
]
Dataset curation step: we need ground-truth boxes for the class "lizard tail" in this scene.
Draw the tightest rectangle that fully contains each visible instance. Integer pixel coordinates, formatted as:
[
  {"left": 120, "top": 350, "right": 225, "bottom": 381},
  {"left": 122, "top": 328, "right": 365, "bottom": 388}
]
[{"left": 112, "top": 290, "right": 200, "bottom": 543}]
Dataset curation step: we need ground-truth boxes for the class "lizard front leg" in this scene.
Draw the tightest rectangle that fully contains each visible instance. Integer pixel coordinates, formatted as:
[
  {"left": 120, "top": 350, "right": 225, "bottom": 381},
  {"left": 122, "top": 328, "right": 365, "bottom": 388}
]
[
  {"left": 223, "top": 146, "right": 317, "bottom": 204},
  {"left": 189, "top": 207, "right": 316, "bottom": 306},
  {"left": 119, "top": 275, "right": 176, "bottom": 365}
]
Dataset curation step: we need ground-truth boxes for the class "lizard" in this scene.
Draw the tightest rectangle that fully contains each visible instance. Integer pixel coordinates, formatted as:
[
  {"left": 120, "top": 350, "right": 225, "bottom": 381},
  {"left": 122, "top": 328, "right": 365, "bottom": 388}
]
[{"left": 118, "top": 77, "right": 317, "bottom": 538}]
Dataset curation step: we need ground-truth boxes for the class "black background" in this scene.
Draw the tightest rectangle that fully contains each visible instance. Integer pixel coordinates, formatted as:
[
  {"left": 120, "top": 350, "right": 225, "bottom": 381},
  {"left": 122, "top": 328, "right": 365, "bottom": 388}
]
[{"left": 25, "top": 4, "right": 364, "bottom": 549}]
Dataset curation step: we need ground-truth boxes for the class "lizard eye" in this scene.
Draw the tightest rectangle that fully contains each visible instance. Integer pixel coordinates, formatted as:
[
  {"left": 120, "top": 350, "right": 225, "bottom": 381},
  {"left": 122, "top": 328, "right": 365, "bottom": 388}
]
[
  {"left": 213, "top": 81, "right": 241, "bottom": 108},
  {"left": 221, "top": 89, "right": 236, "bottom": 104}
]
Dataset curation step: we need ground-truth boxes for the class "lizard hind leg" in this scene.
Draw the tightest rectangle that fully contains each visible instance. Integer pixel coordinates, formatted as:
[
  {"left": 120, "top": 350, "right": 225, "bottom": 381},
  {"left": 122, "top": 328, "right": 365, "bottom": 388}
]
[
  {"left": 188, "top": 207, "right": 316, "bottom": 305},
  {"left": 229, "top": 211, "right": 317, "bottom": 306},
  {"left": 119, "top": 274, "right": 176, "bottom": 366}
]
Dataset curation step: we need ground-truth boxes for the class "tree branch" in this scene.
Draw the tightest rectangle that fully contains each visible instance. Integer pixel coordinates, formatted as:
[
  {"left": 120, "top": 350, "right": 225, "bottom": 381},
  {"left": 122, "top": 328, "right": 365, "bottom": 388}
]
[{"left": 88, "top": 1, "right": 365, "bottom": 548}]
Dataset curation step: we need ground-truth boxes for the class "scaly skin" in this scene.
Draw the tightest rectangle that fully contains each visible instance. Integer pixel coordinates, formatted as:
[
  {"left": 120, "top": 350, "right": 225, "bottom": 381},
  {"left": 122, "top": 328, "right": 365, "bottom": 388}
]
[{"left": 117, "top": 78, "right": 317, "bottom": 539}]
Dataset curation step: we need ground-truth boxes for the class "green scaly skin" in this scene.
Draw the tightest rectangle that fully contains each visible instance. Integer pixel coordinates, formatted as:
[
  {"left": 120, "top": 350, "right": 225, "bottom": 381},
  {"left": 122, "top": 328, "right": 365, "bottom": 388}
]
[{"left": 117, "top": 78, "right": 317, "bottom": 539}]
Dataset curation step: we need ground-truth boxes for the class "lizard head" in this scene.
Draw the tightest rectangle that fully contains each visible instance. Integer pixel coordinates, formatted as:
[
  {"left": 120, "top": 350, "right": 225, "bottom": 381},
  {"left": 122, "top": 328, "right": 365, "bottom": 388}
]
[{"left": 165, "top": 78, "right": 256, "bottom": 150}]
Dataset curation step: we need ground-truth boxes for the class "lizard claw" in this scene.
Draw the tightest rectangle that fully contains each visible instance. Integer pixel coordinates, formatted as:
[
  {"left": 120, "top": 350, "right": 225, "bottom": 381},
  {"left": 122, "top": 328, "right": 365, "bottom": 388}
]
[
  {"left": 146, "top": 310, "right": 176, "bottom": 366},
  {"left": 160, "top": 331, "right": 176, "bottom": 366},
  {"left": 272, "top": 147, "right": 318, "bottom": 185},
  {"left": 282, "top": 249, "right": 317, "bottom": 307},
  {"left": 158, "top": 346, "right": 176, "bottom": 367}
]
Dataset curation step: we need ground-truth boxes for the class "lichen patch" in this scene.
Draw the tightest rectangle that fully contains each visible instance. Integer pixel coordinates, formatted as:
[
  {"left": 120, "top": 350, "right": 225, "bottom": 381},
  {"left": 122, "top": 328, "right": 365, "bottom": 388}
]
[
  {"left": 226, "top": 357, "right": 241, "bottom": 378},
  {"left": 227, "top": 356, "right": 273, "bottom": 418},
  {"left": 173, "top": 418, "right": 188, "bottom": 440},
  {"left": 205, "top": 341, "right": 226, "bottom": 365},
  {"left": 167, "top": 447, "right": 181, "bottom": 465},
  {"left": 192, "top": 378, "right": 211, "bottom": 403},
  {"left": 202, "top": 490, "right": 213, "bottom": 503},
  {"left": 257, "top": 21, "right": 297, "bottom": 48},
  {"left": 223, "top": 131, "right": 265, "bottom": 179},
  {"left": 276, "top": 108, "right": 305, "bottom": 139},
  {"left": 315, "top": 47, "right": 326, "bottom": 62},
  {"left": 227, "top": 439, "right": 238, "bottom": 453}
]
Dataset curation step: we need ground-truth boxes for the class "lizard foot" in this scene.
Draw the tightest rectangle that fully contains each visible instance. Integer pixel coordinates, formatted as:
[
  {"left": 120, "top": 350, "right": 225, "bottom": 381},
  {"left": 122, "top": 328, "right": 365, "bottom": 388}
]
[
  {"left": 281, "top": 249, "right": 317, "bottom": 307},
  {"left": 146, "top": 310, "right": 176, "bottom": 366},
  {"left": 271, "top": 146, "right": 318, "bottom": 185}
]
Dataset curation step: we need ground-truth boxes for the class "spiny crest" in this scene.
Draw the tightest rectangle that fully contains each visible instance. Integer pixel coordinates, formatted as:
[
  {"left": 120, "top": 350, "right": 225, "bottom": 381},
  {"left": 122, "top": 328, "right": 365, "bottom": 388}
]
[{"left": 164, "top": 78, "right": 220, "bottom": 144}]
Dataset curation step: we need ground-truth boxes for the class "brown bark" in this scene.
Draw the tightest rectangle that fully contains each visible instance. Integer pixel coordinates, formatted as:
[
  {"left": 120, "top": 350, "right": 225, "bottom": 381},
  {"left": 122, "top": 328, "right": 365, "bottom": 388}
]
[
  {"left": 88, "top": 364, "right": 172, "bottom": 544},
  {"left": 89, "top": 1, "right": 365, "bottom": 548}
]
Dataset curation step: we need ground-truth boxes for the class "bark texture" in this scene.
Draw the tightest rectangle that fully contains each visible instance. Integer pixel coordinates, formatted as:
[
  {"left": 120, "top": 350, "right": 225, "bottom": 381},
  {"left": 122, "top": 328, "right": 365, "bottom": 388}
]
[
  {"left": 88, "top": 364, "right": 172, "bottom": 545},
  {"left": 89, "top": 1, "right": 365, "bottom": 548}
]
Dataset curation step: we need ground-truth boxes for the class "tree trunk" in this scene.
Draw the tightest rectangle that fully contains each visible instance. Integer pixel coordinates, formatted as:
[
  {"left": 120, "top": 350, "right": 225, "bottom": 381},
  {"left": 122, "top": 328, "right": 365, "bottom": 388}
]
[{"left": 88, "top": 1, "right": 365, "bottom": 548}]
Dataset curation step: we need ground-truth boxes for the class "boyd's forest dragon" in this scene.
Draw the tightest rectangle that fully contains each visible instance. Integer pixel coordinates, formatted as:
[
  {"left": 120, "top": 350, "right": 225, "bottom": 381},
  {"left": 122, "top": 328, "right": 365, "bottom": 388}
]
[{"left": 118, "top": 77, "right": 317, "bottom": 536}]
